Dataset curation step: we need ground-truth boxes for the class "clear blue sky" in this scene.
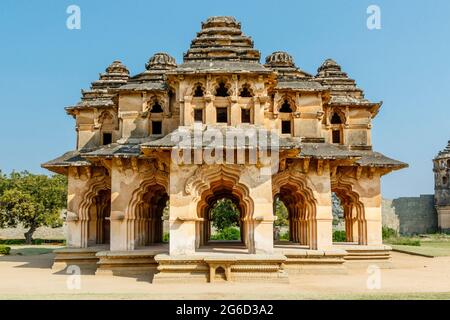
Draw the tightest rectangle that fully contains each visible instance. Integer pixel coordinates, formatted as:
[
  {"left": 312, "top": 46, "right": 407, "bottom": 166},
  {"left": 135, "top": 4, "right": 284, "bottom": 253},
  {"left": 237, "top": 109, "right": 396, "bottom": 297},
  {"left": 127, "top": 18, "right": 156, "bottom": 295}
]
[{"left": 0, "top": 0, "right": 449, "bottom": 199}]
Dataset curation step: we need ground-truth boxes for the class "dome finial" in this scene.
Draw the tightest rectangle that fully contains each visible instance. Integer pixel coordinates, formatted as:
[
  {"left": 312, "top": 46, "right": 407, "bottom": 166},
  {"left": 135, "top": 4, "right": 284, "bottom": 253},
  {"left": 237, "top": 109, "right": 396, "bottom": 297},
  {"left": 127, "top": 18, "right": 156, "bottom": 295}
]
[{"left": 145, "top": 52, "right": 177, "bottom": 70}]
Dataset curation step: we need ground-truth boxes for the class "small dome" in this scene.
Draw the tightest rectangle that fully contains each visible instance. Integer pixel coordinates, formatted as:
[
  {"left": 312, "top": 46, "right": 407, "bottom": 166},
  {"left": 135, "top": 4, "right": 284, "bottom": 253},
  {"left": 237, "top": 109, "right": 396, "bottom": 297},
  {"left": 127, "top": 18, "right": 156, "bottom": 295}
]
[
  {"left": 145, "top": 52, "right": 177, "bottom": 70},
  {"left": 265, "top": 51, "right": 295, "bottom": 67},
  {"left": 317, "top": 58, "right": 341, "bottom": 73},
  {"left": 202, "top": 16, "right": 240, "bottom": 28},
  {"left": 105, "top": 60, "right": 129, "bottom": 75}
]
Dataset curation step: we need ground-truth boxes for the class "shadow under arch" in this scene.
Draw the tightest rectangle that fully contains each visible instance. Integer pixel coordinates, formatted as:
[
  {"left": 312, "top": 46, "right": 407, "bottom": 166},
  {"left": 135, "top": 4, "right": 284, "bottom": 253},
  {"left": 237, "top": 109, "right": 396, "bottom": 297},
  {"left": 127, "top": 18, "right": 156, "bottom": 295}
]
[
  {"left": 124, "top": 171, "right": 169, "bottom": 250},
  {"left": 78, "top": 175, "right": 111, "bottom": 248},
  {"left": 187, "top": 165, "right": 255, "bottom": 253},
  {"left": 272, "top": 171, "right": 319, "bottom": 249},
  {"left": 331, "top": 179, "right": 367, "bottom": 245}
]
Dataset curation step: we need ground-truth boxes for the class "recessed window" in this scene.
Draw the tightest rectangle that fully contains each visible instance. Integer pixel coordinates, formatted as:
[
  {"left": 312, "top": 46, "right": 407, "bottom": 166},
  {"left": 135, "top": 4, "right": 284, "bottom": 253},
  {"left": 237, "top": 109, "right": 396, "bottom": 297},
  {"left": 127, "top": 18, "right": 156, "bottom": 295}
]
[
  {"left": 241, "top": 109, "right": 251, "bottom": 123},
  {"left": 194, "top": 109, "right": 203, "bottom": 122},
  {"left": 332, "top": 130, "right": 341, "bottom": 144},
  {"left": 281, "top": 121, "right": 291, "bottom": 134},
  {"left": 279, "top": 100, "right": 293, "bottom": 113},
  {"left": 102, "top": 133, "right": 112, "bottom": 145},
  {"left": 152, "top": 121, "right": 162, "bottom": 135},
  {"left": 150, "top": 102, "right": 163, "bottom": 113},
  {"left": 215, "top": 82, "right": 230, "bottom": 97},
  {"left": 443, "top": 176, "right": 448, "bottom": 186},
  {"left": 216, "top": 107, "right": 228, "bottom": 123},
  {"left": 331, "top": 112, "right": 343, "bottom": 124},
  {"left": 239, "top": 84, "right": 253, "bottom": 97},
  {"left": 193, "top": 85, "right": 204, "bottom": 97}
]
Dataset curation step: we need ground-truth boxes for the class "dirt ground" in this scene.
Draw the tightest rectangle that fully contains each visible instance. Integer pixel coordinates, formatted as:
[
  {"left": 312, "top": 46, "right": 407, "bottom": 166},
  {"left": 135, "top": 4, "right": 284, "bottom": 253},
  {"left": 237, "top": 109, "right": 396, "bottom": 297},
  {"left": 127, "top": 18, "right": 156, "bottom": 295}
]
[{"left": 0, "top": 250, "right": 449, "bottom": 299}]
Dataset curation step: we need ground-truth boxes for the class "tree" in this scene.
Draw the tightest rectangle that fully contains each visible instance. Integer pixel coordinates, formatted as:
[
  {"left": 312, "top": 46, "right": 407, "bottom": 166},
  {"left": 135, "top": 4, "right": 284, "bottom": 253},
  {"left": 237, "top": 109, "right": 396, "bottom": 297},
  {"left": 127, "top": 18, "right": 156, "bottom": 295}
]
[
  {"left": 274, "top": 197, "right": 288, "bottom": 227},
  {"left": 0, "top": 172, "right": 67, "bottom": 244},
  {"left": 210, "top": 198, "right": 240, "bottom": 231}
]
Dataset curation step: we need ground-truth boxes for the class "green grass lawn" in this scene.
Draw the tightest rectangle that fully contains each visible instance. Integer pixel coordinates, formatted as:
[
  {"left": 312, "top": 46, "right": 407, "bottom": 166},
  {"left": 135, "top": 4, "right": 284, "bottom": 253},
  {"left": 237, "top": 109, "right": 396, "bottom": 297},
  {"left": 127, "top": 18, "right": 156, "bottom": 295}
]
[
  {"left": 391, "top": 242, "right": 450, "bottom": 257},
  {"left": 387, "top": 234, "right": 450, "bottom": 257}
]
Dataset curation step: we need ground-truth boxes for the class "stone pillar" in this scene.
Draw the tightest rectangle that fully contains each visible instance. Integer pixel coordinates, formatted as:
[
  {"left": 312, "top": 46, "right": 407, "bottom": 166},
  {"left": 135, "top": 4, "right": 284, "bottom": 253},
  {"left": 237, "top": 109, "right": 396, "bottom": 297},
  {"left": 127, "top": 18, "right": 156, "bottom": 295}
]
[
  {"left": 169, "top": 164, "right": 197, "bottom": 255},
  {"left": 66, "top": 169, "right": 84, "bottom": 248},
  {"left": 359, "top": 173, "right": 382, "bottom": 245},
  {"left": 309, "top": 162, "right": 333, "bottom": 250},
  {"left": 246, "top": 168, "right": 274, "bottom": 254},
  {"left": 110, "top": 160, "right": 132, "bottom": 251},
  {"left": 205, "top": 95, "right": 215, "bottom": 125},
  {"left": 183, "top": 96, "right": 193, "bottom": 126},
  {"left": 230, "top": 97, "right": 240, "bottom": 126}
]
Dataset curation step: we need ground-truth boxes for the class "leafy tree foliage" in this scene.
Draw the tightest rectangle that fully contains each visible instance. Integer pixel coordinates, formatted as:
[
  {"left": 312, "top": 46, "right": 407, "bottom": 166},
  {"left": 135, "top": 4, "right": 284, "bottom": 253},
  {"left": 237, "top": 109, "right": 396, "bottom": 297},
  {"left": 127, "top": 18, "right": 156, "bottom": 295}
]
[
  {"left": 210, "top": 198, "right": 240, "bottom": 231},
  {"left": 0, "top": 171, "right": 67, "bottom": 244},
  {"left": 274, "top": 197, "right": 288, "bottom": 227}
]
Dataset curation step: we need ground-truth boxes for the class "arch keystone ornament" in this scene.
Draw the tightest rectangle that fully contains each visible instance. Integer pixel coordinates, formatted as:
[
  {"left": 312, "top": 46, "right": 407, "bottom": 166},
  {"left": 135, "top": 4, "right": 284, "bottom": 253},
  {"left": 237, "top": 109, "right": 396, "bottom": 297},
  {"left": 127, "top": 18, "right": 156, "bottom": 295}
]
[{"left": 43, "top": 15, "right": 407, "bottom": 281}]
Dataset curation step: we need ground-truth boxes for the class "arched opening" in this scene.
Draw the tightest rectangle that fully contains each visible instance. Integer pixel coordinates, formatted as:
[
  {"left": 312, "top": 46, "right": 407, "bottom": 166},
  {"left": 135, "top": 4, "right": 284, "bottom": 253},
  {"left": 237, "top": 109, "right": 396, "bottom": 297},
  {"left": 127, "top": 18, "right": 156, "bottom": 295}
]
[
  {"left": 274, "top": 184, "right": 310, "bottom": 246},
  {"left": 132, "top": 184, "right": 169, "bottom": 247},
  {"left": 330, "top": 111, "right": 344, "bottom": 144},
  {"left": 331, "top": 112, "right": 343, "bottom": 124},
  {"left": 193, "top": 85, "right": 204, "bottom": 97},
  {"left": 99, "top": 111, "right": 115, "bottom": 146},
  {"left": 196, "top": 179, "right": 253, "bottom": 253},
  {"left": 273, "top": 196, "right": 289, "bottom": 241},
  {"left": 150, "top": 102, "right": 163, "bottom": 113},
  {"left": 168, "top": 89, "right": 176, "bottom": 113},
  {"left": 215, "top": 81, "right": 230, "bottom": 97},
  {"left": 239, "top": 84, "right": 253, "bottom": 97},
  {"left": 331, "top": 186, "right": 367, "bottom": 245},
  {"left": 87, "top": 189, "right": 111, "bottom": 246},
  {"left": 279, "top": 100, "right": 293, "bottom": 113},
  {"left": 209, "top": 198, "right": 241, "bottom": 242},
  {"left": 443, "top": 176, "right": 448, "bottom": 186}
]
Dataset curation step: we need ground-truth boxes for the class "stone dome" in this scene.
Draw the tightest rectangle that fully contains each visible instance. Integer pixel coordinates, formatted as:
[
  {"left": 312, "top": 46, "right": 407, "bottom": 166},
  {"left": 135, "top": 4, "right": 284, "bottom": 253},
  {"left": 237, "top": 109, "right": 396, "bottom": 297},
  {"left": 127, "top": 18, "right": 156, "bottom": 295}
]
[
  {"left": 145, "top": 52, "right": 177, "bottom": 70},
  {"left": 183, "top": 16, "right": 260, "bottom": 62},
  {"left": 105, "top": 60, "right": 129, "bottom": 76},
  {"left": 265, "top": 51, "right": 295, "bottom": 67},
  {"left": 317, "top": 59, "right": 341, "bottom": 73}
]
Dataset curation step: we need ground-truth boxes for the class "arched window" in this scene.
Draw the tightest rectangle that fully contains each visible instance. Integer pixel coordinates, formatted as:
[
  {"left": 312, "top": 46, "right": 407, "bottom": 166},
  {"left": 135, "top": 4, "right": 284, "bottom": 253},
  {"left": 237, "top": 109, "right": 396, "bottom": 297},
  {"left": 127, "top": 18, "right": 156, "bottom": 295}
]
[
  {"left": 279, "top": 100, "right": 293, "bottom": 113},
  {"left": 193, "top": 85, "right": 204, "bottom": 97},
  {"left": 331, "top": 112, "right": 343, "bottom": 124},
  {"left": 150, "top": 102, "right": 163, "bottom": 113},
  {"left": 215, "top": 81, "right": 230, "bottom": 97},
  {"left": 239, "top": 84, "right": 253, "bottom": 97},
  {"left": 443, "top": 176, "right": 448, "bottom": 186},
  {"left": 168, "top": 90, "right": 175, "bottom": 112}
]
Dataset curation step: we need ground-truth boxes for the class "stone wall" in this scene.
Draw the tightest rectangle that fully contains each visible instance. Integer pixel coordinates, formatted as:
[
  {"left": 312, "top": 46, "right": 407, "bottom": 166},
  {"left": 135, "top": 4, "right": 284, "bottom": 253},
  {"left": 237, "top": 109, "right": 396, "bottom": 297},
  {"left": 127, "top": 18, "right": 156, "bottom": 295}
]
[
  {"left": 0, "top": 224, "right": 66, "bottom": 240},
  {"left": 381, "top": 199, "right": 400, "bottom": 233},
  {"left": 382, "top": 195, "right": 438, "bottom": 235}
]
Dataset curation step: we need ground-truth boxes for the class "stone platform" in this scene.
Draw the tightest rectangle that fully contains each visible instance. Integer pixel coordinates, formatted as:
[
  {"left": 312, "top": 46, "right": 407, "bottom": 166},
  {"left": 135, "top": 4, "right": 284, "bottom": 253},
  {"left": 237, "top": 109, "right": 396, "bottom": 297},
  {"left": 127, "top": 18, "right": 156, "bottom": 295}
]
[
  {"left": 95, "top": 246, "right": 168, "bottom": 277},
  {"left": 153, "top": 253, "right": 289, "bottom": 283},
  {"left": 334, "top": 243, "right": 393, "bottom": 268},
  {"left": 52, "top": 246, "right": 107, "bottom": 273},
  {"left": 51, "top": 242, "right": 393, "bottom": 280},
  {"left": 275, "top": 243, "right": 347, "bottom": 274}
]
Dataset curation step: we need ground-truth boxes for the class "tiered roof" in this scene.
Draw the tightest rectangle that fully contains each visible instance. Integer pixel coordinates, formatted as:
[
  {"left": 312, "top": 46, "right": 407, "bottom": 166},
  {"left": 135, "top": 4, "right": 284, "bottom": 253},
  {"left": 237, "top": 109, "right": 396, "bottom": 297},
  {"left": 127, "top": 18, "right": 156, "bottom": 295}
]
[
  {"left": 171, "top": 16, "right": 271, "bottom": 74},
  {"left": 315, "top": 59, "right": 381, "bottom": 109},
  {"left": 265, "top": 51, "right": 324, "bottom": 92},
  {"left": 435, "top": 141, "right": 450, "bottom": 160},
  {"left": 42, "top": 16, "right": 407, "bottom": 174},
  {"left": 66, "top": 60, "right": 129, "bottom": 113},
  {"left": 119, "top": 53, "right": 176, "bottom": 92}
]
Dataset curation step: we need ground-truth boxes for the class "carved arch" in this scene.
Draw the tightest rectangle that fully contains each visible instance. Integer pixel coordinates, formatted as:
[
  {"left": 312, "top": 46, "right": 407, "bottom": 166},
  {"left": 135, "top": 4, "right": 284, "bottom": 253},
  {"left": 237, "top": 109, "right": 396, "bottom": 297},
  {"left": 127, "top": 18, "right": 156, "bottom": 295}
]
[{"left": 331, "top": 175, "right": 367, "bottom": 245}]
